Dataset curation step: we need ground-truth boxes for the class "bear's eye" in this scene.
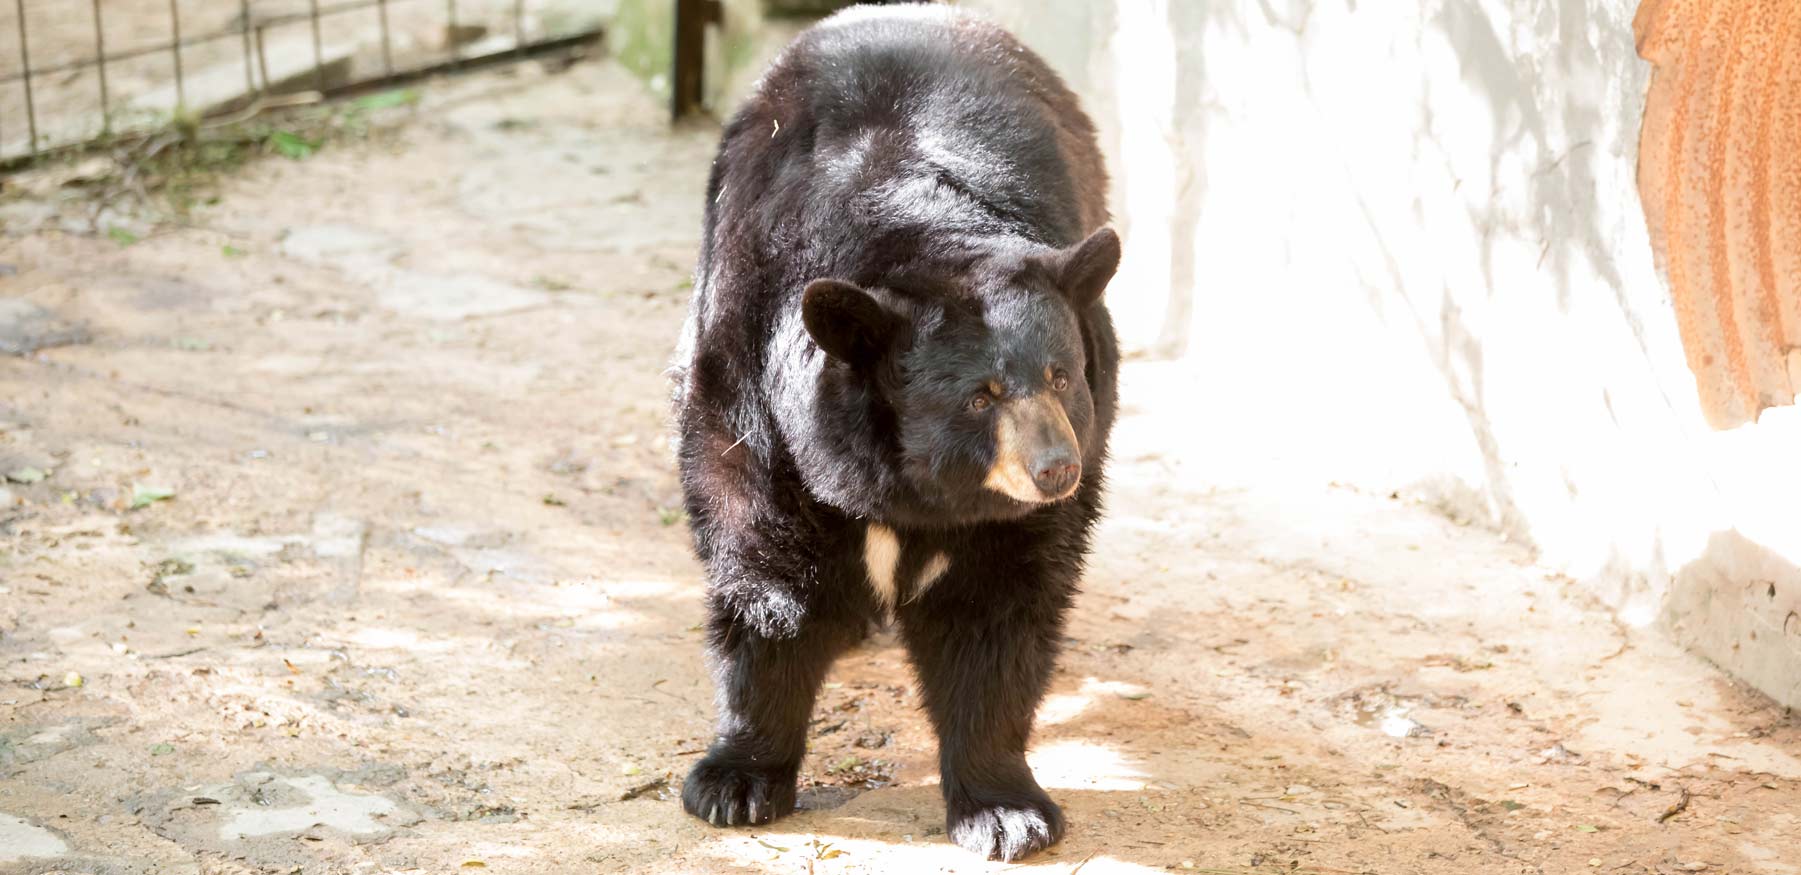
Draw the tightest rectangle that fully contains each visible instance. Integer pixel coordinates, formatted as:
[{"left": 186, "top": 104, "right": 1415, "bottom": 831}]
[
  {"left": 968, "top": 393, "right": 992, "bottom": 413},
  {"left": 1051, "top": 370, "right": 1070, "bottom": 392}
]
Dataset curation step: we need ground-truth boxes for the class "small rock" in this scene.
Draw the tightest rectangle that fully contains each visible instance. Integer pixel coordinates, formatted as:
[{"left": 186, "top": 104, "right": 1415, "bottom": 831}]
[{"left": 5, "top": 467, "right": 46, "bottom": 484}]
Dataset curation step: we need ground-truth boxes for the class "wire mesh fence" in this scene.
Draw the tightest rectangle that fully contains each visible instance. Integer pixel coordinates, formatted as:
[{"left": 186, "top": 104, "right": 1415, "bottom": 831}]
[{"left": 1, "top": 0, "right": 610, "bottom": 163}]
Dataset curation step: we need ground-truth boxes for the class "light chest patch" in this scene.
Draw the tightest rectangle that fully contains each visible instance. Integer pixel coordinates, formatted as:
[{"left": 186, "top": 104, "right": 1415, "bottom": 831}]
[{"left": 862, "top": 523, "right": 951, "bottom": 614}]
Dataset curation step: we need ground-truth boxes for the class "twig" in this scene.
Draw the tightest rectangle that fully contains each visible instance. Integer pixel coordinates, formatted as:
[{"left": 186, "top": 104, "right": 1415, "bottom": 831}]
[
  {"left": 618, "top": 777, "right": 669, "bottom": 802},
  {"left": 1657, "top": 787, "right": 1690, "bottom": 824},
  {"left": 1068, "top": 851, "right": 1097, "bottom": 874},
  {"left": 143, "top": 646, "right": 210, "bottom": 660},
  {"left": 1238, "top": 800, "right": 1300, "bottom": 815},
  {"left": 200, "top": 91, "right": 323, "bottom": 130}
]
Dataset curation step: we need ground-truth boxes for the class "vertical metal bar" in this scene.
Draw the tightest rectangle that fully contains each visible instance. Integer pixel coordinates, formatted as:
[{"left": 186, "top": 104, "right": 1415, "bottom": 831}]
[
  {"left": 513, "top": 0, "right": 525, "bottom": 58},
  {"left": 446, "top": 0, "right": 459, "bottom": 65},
  {"left": 673, "top": 0, "right": 693, "bottom": 121},
  {"left": 13, "top": 0, "right": 37, "bottom": 155},
  {"left": 91, "top": 0, "right": 110, "bottom": 133},
  {"left": 673, "top": 0, "right": 718, "bottom": 121},
  {"left": 169, "top": 0, "right": 185, "bottom": 110},
  {"left": 308, "top": 0, "right": 325, "bottom": 91},
  {"left": 376, "top": 0, "right": 393, "bottom": 76},
  {"left": 239, "top": 0, "right": 256, "bottom": 93},
  {"left": 256, "top": 25, "right": 271, "bottom": 92}
]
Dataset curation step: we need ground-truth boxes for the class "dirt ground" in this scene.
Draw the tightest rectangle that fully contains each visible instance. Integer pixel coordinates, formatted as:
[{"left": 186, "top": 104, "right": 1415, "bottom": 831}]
[{"left": 3, "top": 57, "right": 1801, "bottom": 875}]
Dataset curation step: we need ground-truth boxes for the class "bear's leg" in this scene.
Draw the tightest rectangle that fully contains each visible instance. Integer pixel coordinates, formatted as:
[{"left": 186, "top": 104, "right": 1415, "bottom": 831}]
[
  {"left": 682, "top": 584, "right": 859, "bottom": 827},
  {"left": 897, "top": 574, "right": 1071, "bottom": 862}
]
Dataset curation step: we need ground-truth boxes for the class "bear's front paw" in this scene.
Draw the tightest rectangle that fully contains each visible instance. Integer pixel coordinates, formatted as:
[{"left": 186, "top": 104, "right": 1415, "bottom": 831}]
[
  {"left": 681, "top": 755, "right": 798, "bottom": 827},
  {"left": 947, "top": 790, "right": 1066, "bottom": 862}
]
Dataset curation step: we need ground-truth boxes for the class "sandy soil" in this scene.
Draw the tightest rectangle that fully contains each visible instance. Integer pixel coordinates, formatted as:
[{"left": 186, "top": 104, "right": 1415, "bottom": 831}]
[{"left": 3, "top": 58, "right": 1800, "bottom": 875}]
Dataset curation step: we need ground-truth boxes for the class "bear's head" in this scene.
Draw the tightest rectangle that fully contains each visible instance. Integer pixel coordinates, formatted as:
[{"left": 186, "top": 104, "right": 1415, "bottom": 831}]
[{"left": 802, "top": 228, "right": 1120, "bottom": 525}]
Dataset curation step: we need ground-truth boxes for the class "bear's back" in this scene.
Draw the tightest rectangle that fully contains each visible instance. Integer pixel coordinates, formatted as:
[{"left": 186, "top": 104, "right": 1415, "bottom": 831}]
[{"left": 697, "top": 7, "right": 1107, "bottom": 292}]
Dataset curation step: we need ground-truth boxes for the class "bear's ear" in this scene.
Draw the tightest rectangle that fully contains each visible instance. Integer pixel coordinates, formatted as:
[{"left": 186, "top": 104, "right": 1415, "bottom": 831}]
[
  {"left": 1041, "top": 227, "right": 1121, "bottom": 310},
  {"left": 802, "top": 279, "right": 900, "bottom": 369}
]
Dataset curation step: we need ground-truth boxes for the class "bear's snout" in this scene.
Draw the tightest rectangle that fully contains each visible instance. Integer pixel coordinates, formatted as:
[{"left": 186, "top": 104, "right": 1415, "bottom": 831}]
[
  {"left": 984, "top": 393, "right": 1082, "bottom": 503},
  {"left": 1032, "top": 451, "right": 1081, "bottom": 498}
]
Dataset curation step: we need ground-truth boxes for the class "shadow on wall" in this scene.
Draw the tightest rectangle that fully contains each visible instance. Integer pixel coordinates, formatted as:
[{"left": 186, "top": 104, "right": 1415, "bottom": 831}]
[
  {"left": 1156, "top": 1, "right": 1236, "bottom": 360},
  {"left": 1668, "top": 530, "right": 1801, "bottom": 708},
  {"left": 961, "top": 0, "right": 1242, "bottom": 359},
  {"left": 1360, "top": 0, "right": 1654, "bottom": 544},
  {"left": 1097, "top": 0, "right": 1652, "bottom": 368},
  {"left": 1049, "top": 0, "right": 1660, "bottom": 541}
]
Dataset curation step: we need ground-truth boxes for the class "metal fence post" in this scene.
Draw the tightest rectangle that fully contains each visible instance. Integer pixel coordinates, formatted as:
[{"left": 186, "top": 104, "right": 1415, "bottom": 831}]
[
  {"left": 91, "top": 0, "right": 111, "bottom": 133},
  {"left": 239, "top": 0, "right": 257, "bottom": 93},
  {"left": 13, "top": 0, "right": 37, "bottom": 155},
  {"left": 673, "top": 0, "right": 723, "bottom": 120},
  {"left": 447, "top": 0, "right": 460, "bottom": 65},
  {"left": 309, "top": 0, "right": 326, "bottom": 91},
  {"left": 377, "top": 0, "right": 394, "bottom": 76},
  {"left": 169, "top": 0, "right": 186, "bottom": 110}
]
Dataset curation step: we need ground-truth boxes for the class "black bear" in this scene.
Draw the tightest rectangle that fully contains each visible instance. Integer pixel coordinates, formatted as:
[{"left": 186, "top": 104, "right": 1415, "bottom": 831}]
[{"left": 669, "top": 3, "right": 1119, "bottom": 862}]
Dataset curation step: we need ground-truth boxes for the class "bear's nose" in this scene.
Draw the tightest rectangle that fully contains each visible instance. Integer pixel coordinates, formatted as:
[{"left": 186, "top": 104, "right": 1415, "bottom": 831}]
[{"left": 1032, "top": 451, "right": 1081, "bottom": 497}]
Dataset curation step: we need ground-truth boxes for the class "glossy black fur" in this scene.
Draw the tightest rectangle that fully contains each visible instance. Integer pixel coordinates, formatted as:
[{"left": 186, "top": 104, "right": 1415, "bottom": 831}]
[{"left": 669, "top": 5, "right": 1118, "bottom": 862}]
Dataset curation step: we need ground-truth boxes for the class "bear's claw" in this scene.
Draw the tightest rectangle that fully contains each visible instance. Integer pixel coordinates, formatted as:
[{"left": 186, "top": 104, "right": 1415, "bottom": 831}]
[{"left": 682, "top": 756, "right": 796, "bottom": 828}]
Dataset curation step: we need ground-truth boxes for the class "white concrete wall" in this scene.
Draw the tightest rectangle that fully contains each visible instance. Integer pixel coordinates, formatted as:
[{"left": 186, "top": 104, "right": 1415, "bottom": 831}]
[{"left": 954, "top": 0, "right": 1801, "bottom": 706}]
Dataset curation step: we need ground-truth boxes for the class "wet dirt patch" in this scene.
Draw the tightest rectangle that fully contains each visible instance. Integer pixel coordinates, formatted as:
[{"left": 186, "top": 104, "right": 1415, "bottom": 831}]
[
  {"left": 0, "top": 299, "right": 89, "bottom": 356},
  {"left": 1334, "top": 683, "right": 1476, "bottom": 739},
  {"left": 132, "top": 768, "right": 421, "bottom": 867},
  {"left": 0, "top": 812, "right": 68, "bottom": 863},
  {"left": 0, "top": 717, "right": 112, "bottom": 767}
]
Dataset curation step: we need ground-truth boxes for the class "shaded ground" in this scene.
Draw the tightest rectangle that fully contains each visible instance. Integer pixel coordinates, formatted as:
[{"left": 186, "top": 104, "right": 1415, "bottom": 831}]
[{"left": 3, "top": 57, "right": 1800, "bottom": 875}]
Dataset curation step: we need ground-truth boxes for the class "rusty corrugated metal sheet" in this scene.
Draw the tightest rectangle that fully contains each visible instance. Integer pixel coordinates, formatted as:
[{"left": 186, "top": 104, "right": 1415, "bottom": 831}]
[{"left": 1635, "top": 0, "right": 1801, "bottom": 429}]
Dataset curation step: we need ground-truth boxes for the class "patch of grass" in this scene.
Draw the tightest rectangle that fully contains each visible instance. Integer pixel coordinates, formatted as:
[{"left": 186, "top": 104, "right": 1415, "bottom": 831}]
[
  {"left": 351, "top": 88, "right": 420, "bottom": 111},
  {"left": 129, "top": 483, "right": 176, "bottom": 509},
  {"left": 268, "top": 130, "right": 319, "bottom": 160}
]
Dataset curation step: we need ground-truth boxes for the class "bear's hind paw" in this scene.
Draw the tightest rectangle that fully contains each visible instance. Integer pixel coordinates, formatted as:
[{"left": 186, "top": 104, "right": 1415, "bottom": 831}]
[{"left": 947, "top": 793, "right": 1066, "bottom": 862}]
